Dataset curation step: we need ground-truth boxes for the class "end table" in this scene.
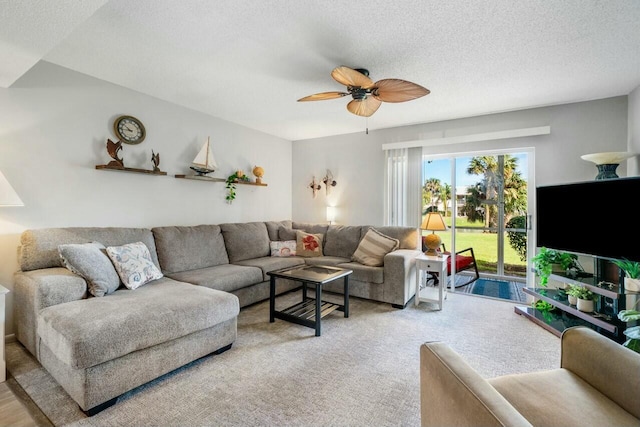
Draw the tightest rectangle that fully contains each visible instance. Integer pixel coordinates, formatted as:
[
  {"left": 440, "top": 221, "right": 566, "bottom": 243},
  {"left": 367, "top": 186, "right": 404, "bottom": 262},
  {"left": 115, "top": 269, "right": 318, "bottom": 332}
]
[{"left": 415, "top": 253, "right": 449, "bottom": 310}]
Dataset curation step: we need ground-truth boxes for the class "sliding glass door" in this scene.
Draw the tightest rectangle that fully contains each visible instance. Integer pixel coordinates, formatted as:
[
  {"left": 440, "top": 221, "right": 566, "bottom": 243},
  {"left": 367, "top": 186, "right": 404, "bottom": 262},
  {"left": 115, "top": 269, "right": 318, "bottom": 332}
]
[{"left": 422, "top": 150, "right": 532, "bottom": 287}]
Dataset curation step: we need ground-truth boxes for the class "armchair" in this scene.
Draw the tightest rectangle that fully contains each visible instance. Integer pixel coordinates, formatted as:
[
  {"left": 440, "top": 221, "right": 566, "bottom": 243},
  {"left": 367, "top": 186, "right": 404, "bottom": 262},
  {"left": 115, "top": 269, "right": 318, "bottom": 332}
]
[
  {"left": 420, "top": 326, "right": 640, "bottom": 426},
  {"left": 421, "top": 239, "right": 479, "bottom": 288}
]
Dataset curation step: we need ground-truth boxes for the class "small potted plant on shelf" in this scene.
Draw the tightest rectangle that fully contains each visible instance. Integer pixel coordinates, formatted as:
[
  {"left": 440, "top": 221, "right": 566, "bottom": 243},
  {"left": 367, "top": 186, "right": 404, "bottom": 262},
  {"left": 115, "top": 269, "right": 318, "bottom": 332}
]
[
  {"left": 565, "top": 284, "right": 580, "bottom": 305},
  {"left": 572, "top": 286, "right": 597, "bottom": 313},
  {"left": 531, "top": 247, "right": 585, "bottom": 287},
  {"left": 225, "top": 170, "right": 249, "bottom": 203},
  {"left": 618, "top": 299, "right": 640, "bottom": 353},
  {"left": 611, "top": 258, "right": 640, "bottom": 292}
]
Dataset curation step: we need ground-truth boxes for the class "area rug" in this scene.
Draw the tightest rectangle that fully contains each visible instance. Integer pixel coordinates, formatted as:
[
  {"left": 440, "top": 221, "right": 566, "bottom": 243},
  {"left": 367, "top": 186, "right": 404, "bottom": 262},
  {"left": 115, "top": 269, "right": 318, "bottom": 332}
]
[
  {"left": 7, "top": 291, "right": 558, "bottom": 427},
  {"left": 456, "top": 278, "right": 527, "bottom": 303}
]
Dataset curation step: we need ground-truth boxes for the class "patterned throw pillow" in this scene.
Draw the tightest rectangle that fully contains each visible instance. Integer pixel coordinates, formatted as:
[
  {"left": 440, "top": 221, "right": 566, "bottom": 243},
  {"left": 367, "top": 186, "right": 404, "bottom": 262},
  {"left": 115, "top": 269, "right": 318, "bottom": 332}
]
[
  {"left": 106, "top": 242, "right": 163, "bottom": 290},
  {"left": 270, "top": 240, "right": 297, "bottom": 257},
  {"left": 352, "top": 228, "right": 399, "bottom": 267},
  {"left": 296, "top": 230, "right": 324, "bottom": 257},
  {"left": 58, "top": 242, "right": 121, "bottom": 297}
]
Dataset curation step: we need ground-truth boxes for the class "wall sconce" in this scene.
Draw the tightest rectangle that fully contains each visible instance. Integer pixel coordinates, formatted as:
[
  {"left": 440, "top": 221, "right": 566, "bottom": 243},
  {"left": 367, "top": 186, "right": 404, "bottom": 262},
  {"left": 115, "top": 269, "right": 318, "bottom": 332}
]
[
  {"left": 322, "top": 170, "right": 337, "bottom": 195},
  {"left": 309, "top": 176, "right": 321, "bottom": 198},
  {"left": 326, "top": 206, "right": 336, "bottom": 225}
]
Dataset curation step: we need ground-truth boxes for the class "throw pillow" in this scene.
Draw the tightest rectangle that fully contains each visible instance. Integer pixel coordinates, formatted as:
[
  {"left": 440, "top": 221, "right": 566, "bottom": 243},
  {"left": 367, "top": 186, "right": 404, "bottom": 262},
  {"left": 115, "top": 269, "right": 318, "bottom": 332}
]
[
  {"left": 58, "top": 242, "right": 121, "bottom": 297},
  {"left": 352, "top": 228, "right": 399, "bottom": 267},
  {"left": 270, "top": 240, "right": 297, "bottom": 257},
  {"left": 296, "top": 230, "right": 324, "bottom": 257},
  {"left": 106, "top": 242, "right": 163, "bottom": 290},
  {"left": 278, "top": 226, "right": 297, "bottom": 241}
]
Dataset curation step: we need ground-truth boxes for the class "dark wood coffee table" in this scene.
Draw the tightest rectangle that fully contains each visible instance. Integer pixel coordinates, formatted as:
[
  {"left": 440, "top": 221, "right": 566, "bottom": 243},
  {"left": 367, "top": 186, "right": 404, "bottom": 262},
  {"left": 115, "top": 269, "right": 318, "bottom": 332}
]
[{"left": 268, "top": 265, "right": 352, "bottom": 336}]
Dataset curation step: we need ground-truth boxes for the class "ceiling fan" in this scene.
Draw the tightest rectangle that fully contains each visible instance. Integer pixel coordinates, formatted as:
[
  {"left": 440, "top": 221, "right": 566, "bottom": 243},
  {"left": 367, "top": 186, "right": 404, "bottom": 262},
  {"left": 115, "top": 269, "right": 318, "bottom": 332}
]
[{"left": 297, "top": 66, "right": 430, "bottom": 117}]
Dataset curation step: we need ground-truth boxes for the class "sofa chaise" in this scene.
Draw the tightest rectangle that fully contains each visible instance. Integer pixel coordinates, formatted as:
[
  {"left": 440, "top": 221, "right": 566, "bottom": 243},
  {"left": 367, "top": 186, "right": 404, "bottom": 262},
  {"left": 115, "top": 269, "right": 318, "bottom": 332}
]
[{"left": 14, "top": 220, "right": 421, "bottom": 414}]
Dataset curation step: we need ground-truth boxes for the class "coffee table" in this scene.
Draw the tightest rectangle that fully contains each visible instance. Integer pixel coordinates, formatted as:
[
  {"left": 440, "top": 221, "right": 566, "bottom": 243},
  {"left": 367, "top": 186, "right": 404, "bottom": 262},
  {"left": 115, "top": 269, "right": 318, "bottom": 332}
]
[{"left": 268, "top": 264, "right": 352, "bottom": 336}]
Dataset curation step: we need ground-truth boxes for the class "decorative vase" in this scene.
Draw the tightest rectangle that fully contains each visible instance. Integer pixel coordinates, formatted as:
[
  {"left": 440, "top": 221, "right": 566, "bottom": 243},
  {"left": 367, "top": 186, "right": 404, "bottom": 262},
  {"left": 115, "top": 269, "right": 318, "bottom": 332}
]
[
  {"left": 580, "top": 152, "right": 637, "bottom": 180},
  {"left": 624, "top": 278, "right": 640, "bottom": 293},
  {"left": 577, "top": 298, "right": 594, "bottom": 313},
  {"left": 567, "top": 295, "right": 577, "bottom": 305}
]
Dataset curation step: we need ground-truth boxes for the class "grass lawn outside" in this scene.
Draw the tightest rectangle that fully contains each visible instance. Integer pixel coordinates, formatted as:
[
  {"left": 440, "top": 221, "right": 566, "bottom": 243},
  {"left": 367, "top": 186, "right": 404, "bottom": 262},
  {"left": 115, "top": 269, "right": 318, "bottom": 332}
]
[{"left": 423, "top": 216, "right": 528, "bottom": 277}]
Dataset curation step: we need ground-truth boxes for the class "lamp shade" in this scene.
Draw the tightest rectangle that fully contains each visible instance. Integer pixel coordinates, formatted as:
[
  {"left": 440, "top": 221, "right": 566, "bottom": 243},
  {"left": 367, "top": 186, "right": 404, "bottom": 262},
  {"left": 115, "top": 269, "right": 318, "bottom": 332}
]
[
  {"left": 326, "top": 206, "right": 336, "bottom": 223},
  {"left": 0, "top": 170, "right": 23, "bottom": 206},
  {"left": 420, "top": 212, "right": 447, "bottom": 231}
]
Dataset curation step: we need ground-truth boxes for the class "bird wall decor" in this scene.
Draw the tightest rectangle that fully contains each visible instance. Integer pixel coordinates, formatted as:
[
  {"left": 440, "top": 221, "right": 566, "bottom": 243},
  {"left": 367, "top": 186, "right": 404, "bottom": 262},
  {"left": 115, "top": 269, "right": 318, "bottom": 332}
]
[
  {"left": 322, "top": 170, "right": 337, "bottom": 195},
  {"left": 309, "top": 176, "right": 322, "bottom": 198},
  {"left": 106, "top": 139, "right": 124, "bottom": 168},
  {"left": 151, "top": 150, "right": 160, "bottom": 172}
]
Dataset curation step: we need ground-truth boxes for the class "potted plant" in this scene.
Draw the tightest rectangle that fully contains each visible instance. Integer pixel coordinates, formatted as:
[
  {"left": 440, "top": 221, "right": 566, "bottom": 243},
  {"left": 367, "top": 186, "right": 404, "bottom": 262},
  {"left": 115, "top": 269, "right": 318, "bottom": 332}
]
[
  {"left": 572, "top": 285, "right": 597, "bottom": 313},
  {"left": 565, "top": 284, "right": 580, "bottom": 305},
  {"left": 225, "top": 170, "right": 249, "bottom": 203},
  {"left": 531, "top": 247, "right": 585, "bottom": 287},
  {"left": 611, "top": 258, "right": 640, "bottom": 292},
  {"left": 618, "top": 299, "right": 640, "bottom": 353}
]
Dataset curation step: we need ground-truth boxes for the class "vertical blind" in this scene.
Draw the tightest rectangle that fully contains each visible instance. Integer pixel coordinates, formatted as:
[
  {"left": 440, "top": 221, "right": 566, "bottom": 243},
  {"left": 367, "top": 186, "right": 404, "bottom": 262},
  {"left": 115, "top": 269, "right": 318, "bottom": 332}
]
[{"left": 384, "top": 147, "right": 421, "bottom": 227}]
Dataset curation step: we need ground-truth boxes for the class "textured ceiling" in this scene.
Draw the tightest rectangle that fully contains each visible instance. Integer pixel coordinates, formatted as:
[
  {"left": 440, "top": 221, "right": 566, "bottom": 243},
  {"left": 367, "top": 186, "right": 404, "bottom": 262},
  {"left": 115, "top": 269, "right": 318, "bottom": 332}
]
[{"left": 2, "top": 0, "right": 640, "bottom": 141}]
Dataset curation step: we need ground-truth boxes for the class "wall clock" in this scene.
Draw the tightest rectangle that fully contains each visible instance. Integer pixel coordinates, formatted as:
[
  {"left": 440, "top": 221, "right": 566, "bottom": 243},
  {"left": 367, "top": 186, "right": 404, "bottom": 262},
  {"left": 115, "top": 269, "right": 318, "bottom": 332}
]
[{"left": 114, "top": 115, "right": 146, "bottom": 144}]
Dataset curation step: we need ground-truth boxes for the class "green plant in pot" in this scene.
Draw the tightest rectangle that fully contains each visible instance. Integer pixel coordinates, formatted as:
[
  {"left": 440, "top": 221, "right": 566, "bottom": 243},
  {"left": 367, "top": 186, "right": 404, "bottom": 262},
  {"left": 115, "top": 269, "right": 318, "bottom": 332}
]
[
  {"left": 531, "top": 247, "right": 584, "bottom": 287},
  {"left": 571, "top": 285, "right": 597, "bottom": 313},
  {"left": 612, "top": 258, "right": 640, "bottom": 292},
  {"left": 225, "top": 170, "right": 249, "bottom": 203},
  {"left": 565, "top": 284, "right": 581, "bottom": 305},
  {"left": 618, "top": 299, "right": 640, "bottom": 353}
]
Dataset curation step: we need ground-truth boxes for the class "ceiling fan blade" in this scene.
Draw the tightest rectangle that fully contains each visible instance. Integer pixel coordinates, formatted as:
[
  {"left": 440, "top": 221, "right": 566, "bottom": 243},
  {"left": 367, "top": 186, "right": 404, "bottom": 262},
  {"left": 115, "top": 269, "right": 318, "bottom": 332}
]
[
  {"left": 297, "top": 91, "right": 349, "bottom": 102},
  {"left": 346, "top": 97, "right": 382, "bottom": 117},
  {"left": 372, "top": 79, "right": 430, "bottom": 103},
  {"left": 331, "top": 66, "right": 374, "bottom": 88}
]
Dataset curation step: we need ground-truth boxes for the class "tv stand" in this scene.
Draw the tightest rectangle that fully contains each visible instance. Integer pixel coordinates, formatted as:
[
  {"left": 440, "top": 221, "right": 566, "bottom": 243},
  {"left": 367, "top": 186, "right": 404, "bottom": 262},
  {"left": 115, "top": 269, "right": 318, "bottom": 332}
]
[{"left": 515, "top": 252, "right": 635, "bottom": 343}]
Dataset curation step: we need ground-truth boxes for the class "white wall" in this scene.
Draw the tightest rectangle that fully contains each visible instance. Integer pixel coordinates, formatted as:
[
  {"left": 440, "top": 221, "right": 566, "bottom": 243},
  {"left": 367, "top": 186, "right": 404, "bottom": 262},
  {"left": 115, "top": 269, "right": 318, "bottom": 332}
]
[
  {"left": 628, "top": 85, "right": 640, "bottom": 176},
  {"left": 0, "top": 62, "right": 293, "bottom": 335},
  {"left": 292, "top": 96, "right": 629, "bottom": 226}
]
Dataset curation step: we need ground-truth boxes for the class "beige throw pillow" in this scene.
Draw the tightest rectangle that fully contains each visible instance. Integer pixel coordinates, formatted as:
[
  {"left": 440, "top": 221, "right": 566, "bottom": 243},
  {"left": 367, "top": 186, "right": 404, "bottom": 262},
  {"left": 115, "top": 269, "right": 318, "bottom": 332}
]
[
  {"left": 106, "top": 242, "right": 163, "bottom": 290},
  {"left": 296, "top": 230, "right": 323, "bottom": 257},
  {"left": 352, "top": 228, "right": 399, "bottom": 267}
]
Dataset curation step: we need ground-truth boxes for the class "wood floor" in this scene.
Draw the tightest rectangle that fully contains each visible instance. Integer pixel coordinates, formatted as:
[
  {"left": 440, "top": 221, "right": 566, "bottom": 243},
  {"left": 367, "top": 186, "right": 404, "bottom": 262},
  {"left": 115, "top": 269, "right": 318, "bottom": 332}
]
[{"left": 0, "top": 376, "right": 51, "bottom": 427}]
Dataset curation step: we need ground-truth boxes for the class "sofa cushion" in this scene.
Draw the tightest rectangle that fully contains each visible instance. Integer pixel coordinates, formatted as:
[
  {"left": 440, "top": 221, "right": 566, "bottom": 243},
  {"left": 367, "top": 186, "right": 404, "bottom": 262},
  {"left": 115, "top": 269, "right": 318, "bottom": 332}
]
[
  {"left": 265, "top": 220, "right": 293, "bottom": 241},
  {"left": 270, "top": 240, "right": 297, "bottom": 257},
  {"left": 220, "top": 222, "right": 271, "bottom": 263},
  {"left": 303, "top": 256, "right": 351, "bottom": 266},
  {"left": 361, "top": 226, "right": 419, "bottom": 250},
  {"left": 58, "top": 242, "right": 121, "bottom": 297},
  {"left": 323, "top": 225, "right": 363, "bottom": 259},
  {"left": 296, "top": 230, "right": 324, "bottom": 257},
  {"left": 235, "top": 256, "right": 305, "bottom": 281},
  {"left": 167, "top": 264, "right": 263, "bottom": 293},
  {"left": 337, "top": 262, "right": 384, "bottom": 284},
  {"left": 278, "top": 226, "right": 297, "bottom": 241},
  {"left": 352, "top": 228, "right": 399, "bottom": 267},
  {"left": 106, "top": 242, "right": 164, "bottom": 290},
  {"left": 19, "top": 227, "right": 160, "bottom": 272},
  {"left": 152, "top": 225, "right": 229, "bottom": 273},
  {"left": 292, "top": 222, "right": 329, "bottom": 236},
  {"left": 489, "top": 369, "right": 640, "bottom": 427},
  {"left": 37, "top": 278, "right": 239, "bottom": 370}
]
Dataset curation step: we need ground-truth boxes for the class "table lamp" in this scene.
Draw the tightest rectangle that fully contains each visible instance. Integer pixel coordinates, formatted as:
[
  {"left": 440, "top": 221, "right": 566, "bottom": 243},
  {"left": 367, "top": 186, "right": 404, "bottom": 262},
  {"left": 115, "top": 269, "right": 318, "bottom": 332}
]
[
  {"left": 420, "top": 212, "right": 447, "bottom": 256},
  {"left": 0, "top": 170, "right": 23, "bottom": 206}
]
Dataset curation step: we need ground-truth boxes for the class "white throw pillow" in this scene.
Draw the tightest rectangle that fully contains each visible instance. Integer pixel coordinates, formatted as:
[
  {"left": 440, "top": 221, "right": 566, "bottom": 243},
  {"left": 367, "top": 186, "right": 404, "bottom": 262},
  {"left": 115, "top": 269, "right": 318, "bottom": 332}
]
[
  {"left": 106, "top": 242, "right": 163, "bottom": 289},
  {"left": 352, "top": 228, "right": 399, "bottom": 267},
  {"left": 270, "top": 240, "right": 297, "bottom": 257}
]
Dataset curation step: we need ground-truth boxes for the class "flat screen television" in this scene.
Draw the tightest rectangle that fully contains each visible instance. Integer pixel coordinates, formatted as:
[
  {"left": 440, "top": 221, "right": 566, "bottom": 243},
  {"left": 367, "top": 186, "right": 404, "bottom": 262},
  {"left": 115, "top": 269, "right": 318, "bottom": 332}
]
[{"left": 536, "top": 177, "right": 640, "bottom": 261}]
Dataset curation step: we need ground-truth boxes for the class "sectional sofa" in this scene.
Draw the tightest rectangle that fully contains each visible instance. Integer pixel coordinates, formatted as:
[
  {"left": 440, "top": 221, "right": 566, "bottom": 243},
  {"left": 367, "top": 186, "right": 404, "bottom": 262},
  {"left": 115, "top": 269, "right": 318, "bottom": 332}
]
[{"left": 14, "top": 220, "right": 421, "bottom": 414}]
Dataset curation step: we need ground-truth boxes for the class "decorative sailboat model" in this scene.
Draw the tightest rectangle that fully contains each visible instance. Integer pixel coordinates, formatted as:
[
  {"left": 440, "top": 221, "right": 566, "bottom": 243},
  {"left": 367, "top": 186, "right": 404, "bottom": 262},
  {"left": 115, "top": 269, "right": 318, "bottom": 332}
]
[{"left": 190, "top": 137, "right": 218, "bottom": 176}]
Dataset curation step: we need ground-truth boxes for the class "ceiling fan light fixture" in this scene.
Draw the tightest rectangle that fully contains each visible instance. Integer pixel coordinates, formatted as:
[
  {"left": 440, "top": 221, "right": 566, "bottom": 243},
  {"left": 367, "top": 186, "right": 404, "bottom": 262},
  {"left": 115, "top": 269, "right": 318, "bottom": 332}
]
[{"left": 298, "top": 66, "right": 429, "bottom": 117}]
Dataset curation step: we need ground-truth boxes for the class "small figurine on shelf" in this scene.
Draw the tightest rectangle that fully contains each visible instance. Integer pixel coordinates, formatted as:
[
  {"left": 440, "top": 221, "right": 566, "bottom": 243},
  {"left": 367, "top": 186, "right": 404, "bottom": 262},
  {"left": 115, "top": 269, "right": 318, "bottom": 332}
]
[
  {"left": 252, "top": 165, "right": 265, "bottom": 184},
  {"left": 106, "top": 139, "right": 124, "bottom": 168},
  {"left": 151, "top": 150, "right": 160, "bottom": 172}
]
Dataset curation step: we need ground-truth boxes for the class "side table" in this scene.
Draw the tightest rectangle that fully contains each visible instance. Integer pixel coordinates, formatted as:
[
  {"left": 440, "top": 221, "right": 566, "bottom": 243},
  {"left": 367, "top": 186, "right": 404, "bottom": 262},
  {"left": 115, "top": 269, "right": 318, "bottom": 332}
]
[
  {"left": 415, "top": 253, "right": 449, "bottom": 310},
  {"left": 0, "top": 285, "right": 8, "bottom": 382}
]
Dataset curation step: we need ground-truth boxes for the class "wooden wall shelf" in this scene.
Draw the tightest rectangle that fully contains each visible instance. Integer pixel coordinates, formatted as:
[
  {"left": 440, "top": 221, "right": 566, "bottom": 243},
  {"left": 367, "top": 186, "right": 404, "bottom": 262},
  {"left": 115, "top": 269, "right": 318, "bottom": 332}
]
[
  {"left": 175, "top": 174, "right": 225, "bottom": 182},
  {"left": 237, "top": 181, "right": 268, "bottom": 187},
  {"left": 96, "top": 165, "right": 167, "bottom": 176}
]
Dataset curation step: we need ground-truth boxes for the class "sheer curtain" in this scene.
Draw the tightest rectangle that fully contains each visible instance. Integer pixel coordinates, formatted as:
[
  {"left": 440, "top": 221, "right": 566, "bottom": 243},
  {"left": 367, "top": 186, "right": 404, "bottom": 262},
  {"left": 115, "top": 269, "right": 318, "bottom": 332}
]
[{"left": 384, "top": 147, "right": 422, "bottom": 227}]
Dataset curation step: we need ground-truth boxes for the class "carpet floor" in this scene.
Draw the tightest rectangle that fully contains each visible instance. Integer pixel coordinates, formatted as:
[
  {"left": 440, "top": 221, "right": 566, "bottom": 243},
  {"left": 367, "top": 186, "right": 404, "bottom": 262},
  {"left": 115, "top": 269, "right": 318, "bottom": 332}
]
[{"left": 7, "top": 291, "right": 559, "bottom": 427}]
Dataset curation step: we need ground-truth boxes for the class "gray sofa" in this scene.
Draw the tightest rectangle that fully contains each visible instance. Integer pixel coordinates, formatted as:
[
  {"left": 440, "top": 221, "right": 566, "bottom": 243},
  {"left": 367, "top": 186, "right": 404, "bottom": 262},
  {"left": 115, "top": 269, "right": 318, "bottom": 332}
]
[{"left": 14, "top": 220, "right": 421, "bottom": 414}]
